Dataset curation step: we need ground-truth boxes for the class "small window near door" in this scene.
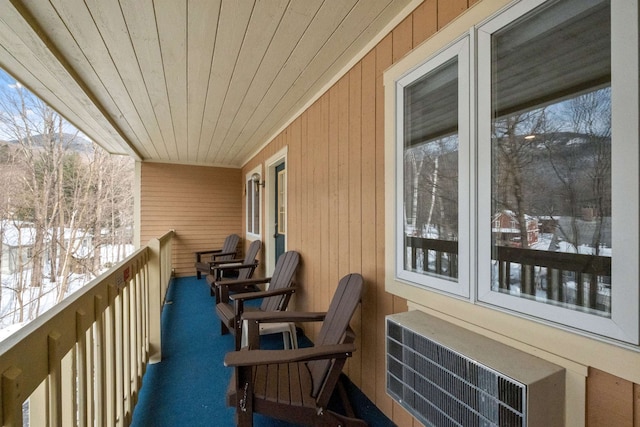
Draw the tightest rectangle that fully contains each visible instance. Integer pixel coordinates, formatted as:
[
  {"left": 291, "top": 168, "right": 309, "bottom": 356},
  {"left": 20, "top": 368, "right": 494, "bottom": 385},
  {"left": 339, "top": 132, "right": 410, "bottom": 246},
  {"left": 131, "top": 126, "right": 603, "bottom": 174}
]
[
  {"left": 277, "top": 169, "right": 286, "bottom": 235},
  {"left": 246, "top": 169, "right": 261, "bottom": 237}
]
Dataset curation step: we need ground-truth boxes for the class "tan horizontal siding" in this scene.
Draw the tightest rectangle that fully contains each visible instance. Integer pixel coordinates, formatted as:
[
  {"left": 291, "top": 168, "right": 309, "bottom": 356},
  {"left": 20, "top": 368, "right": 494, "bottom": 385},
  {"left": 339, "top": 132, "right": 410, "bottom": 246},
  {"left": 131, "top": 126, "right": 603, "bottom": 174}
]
[
  {"left": 140, "top": 162, "right": 242, "bottom": 277},
  {"left": 240, "top": 2, "right": 473, "bottom": 424}
]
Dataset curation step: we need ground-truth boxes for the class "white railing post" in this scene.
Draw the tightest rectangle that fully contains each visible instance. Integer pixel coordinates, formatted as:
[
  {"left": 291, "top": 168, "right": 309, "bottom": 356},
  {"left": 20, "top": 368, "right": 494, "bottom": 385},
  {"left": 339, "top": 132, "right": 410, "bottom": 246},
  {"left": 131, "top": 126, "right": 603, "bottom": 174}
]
[{"left": 147, "top": 238, "right": 162, "bottom": 363}]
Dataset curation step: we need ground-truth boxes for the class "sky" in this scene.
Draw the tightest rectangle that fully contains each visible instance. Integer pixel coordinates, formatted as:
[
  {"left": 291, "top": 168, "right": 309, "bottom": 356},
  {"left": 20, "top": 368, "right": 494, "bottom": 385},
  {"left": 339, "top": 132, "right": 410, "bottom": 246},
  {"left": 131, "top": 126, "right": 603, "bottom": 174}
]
[{"left": 0, "top": 68, "right": 87, "bottom": 142}]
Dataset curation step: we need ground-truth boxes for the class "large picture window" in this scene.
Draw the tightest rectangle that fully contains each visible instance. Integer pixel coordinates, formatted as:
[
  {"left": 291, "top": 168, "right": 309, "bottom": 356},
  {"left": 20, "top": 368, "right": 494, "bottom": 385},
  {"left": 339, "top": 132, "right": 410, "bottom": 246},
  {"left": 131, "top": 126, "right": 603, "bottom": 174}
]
[
  {"left": 477, "top": 0, "right": 638, "bottom": 342},
  {"left": 395, "top": 37, "right": 470, "bottom": 297}
]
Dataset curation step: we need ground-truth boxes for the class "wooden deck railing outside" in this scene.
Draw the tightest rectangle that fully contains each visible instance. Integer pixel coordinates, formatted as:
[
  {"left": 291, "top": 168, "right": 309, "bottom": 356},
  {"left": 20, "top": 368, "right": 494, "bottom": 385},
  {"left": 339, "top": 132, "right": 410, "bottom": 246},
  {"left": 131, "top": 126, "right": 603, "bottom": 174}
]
[
  {"left": 0, "top": 230, "right": 174, "bottom": 427},
  {"left": 493, "top": 245, "right": 611, "bottom": 313},
  {"left": 405, "top": 236, "right": 611, "bottom": 313},
  {"left": 405, "top": 236, "right": 458, "bottom": 279}
]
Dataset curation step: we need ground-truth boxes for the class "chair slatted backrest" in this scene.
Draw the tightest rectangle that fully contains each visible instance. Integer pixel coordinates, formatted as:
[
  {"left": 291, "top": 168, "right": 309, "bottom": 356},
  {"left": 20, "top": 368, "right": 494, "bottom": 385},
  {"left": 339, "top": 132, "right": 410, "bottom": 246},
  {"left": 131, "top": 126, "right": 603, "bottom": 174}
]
[
  {"left": 307, "top": 273, "right": 363, "bottom": 398},
  {"left": 217, "top": 234, "right": 240, "bottom": 261},
  {"left": 236, "top": 240, "right": 261, "bottom": 280},
  {"left": 259, "top": 251, "right": 300, "bottom": 312}
]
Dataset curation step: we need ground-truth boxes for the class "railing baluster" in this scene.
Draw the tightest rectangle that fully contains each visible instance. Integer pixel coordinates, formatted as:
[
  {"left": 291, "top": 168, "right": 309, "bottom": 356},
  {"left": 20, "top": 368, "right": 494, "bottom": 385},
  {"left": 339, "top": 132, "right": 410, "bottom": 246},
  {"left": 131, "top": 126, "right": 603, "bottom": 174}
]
[
  {"left": 61, "top": 345, "right": 76, "bottom": 426},
  {"left": 115, "top": 290, "right": 124, "bottom": 426},
  {"left": 2, "top": 366, "right": 23, "bottom": 427},
  {"left": 48, "top": 332, "right": 63, "bottom": 426},
  {"left": 28, "top": 379, "right": 47, "bottom": 427},
  {"left": 576, "top": 272, "right": 584, "bottom": 307},
  {"left": 106, "top": 287, "right": 117, "bottom": 427},
  {"left": 94, "top": 294, "right": 107, "bottom": 427},
  {"left": 76, "top": 311, "right": 89, "bottom": 427},
  {"left": 123, "top": 285, "right": 131, "bottom": 425},
  {"left": 588, "top": 274, "right": 598, "bottom": 310},
  {"left": 132, "top": 268, "right": 141, "bottom": 405},
  {"left": 411, "top": 242, "right": 417, "bottom": 270}
]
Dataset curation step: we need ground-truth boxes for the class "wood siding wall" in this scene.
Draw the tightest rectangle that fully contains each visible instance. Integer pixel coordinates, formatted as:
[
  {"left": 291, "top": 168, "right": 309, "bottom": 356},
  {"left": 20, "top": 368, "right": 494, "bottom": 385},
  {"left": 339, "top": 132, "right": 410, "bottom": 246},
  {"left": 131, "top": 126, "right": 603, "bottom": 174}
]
[
  {"left": 587, "top": 369, "right": 640, "bottom": 427},
  {"left": 241, "top": 1, "right": 478, "bottom": 424},
  {"left": 139, "top": 162, "right": 242, "bottom": 277}
]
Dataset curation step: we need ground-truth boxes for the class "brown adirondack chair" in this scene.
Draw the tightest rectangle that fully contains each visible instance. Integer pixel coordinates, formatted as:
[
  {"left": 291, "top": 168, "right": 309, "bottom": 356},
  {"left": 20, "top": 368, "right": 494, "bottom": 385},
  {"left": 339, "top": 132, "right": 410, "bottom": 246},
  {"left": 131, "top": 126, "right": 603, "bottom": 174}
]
[
  {"left": 194, "top": 234, "right": 240, "bottom": 279},
  {"left": 215, "top": 250, "right": 300, "bottom": 350},
  {"left": 224, "top": 273, "right": 366, "bottom": 427},
  {"left": 205, "top": 239, "right": 262, "bottom": 296}
]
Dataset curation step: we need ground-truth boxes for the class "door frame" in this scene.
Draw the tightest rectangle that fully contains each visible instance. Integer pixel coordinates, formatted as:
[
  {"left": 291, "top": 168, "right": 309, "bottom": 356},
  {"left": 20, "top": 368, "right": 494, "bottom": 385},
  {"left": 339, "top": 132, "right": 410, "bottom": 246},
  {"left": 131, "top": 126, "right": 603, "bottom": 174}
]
[{"left": 264, "top": 146, "right": 288, "bottom": 275}]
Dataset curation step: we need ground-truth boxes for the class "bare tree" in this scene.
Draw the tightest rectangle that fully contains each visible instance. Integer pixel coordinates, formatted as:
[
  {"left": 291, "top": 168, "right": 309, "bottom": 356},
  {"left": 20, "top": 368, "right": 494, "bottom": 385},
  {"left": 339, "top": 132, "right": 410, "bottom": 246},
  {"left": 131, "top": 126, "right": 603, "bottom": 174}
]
[
  {"left": 0, "top": 73, "right": 134, "bottom": 325},
  {"left": 492, "top": 111, "right": 546, "bottom": 248}
]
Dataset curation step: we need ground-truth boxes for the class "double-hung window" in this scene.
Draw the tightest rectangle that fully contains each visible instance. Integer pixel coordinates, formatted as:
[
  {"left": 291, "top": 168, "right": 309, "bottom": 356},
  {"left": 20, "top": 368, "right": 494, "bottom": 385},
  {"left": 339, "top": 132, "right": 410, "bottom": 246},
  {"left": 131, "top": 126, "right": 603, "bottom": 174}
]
[
  {"left": 396, "top": 37, "right": 470, "bottom": 297},
  {"left": 389, "top": 0, "right": 639, "bottom": 343}
]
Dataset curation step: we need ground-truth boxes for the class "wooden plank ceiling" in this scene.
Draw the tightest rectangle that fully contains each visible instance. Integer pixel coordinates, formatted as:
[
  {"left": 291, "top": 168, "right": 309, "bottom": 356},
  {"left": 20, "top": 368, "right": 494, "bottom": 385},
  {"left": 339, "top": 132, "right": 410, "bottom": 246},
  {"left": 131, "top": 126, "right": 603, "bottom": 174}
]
[{"left": 0, "top": 0, "right": 414, "bottom": 167}]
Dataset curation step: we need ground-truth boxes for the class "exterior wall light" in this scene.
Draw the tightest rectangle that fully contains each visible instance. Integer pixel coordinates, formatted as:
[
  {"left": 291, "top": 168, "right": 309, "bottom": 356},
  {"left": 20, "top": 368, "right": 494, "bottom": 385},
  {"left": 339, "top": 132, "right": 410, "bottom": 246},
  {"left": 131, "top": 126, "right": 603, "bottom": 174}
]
[{"left": 251, "top": 172, "right": 265, "bottom": 191}]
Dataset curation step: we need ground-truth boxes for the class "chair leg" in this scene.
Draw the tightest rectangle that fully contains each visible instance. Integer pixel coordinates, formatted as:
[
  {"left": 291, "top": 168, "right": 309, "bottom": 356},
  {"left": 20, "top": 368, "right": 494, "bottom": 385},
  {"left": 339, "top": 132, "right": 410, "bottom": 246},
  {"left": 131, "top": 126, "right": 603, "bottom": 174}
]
[
  {"left": 235, "top": 367, "right": 254, "bottom": 427},
  {"left": 289, "top": 323, "right": 298, "bottom": 349},
  {"left": 234, "top": 323, "right": 242, "bottom": 350}
]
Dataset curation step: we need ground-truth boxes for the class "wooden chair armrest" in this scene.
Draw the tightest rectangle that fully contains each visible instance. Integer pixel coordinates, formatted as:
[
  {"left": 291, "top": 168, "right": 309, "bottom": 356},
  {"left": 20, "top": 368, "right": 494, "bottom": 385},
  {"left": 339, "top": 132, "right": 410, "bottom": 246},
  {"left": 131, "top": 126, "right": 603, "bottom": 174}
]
[
  {"left": 229, "top": 286, "right": 297, "bottom": 302},
  {"left": 214, "top": 277, "right": 272, "bottom": 289},
  {"left": 224, "top": 343, "right": 355, "bottom": 367},
  {"left": 213, "top": 262, "right": 258, "bottom": 271},
  {"left": 195, "top": 249, "right": 222, "bottom": 256},
  {"left": 208, "top": 257, "right": 245, "bottom": 266},
  {"left": 241, "top": 311, "right": 326, "bottom": 323},
  {"left": 210, "top": 250, "right": 236, "bottom": 259},
  {"left": 195, "top": 249, "right": 222, "bottom": 262}
]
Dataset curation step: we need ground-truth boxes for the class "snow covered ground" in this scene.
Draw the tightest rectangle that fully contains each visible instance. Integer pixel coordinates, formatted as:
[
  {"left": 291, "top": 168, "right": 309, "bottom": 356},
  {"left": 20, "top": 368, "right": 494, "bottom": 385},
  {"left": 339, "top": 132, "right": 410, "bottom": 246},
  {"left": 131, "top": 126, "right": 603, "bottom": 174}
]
[{"left": 0, "top": 244, "right": 133, "bottom": 342}]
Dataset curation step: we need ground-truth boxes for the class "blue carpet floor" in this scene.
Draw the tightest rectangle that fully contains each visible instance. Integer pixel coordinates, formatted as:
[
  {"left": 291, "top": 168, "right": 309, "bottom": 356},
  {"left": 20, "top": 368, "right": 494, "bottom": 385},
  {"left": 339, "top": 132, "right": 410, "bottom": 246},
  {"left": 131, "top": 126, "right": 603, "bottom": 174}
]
[{"left": 131, "top": 276, "right": 394, "bottom": 427}]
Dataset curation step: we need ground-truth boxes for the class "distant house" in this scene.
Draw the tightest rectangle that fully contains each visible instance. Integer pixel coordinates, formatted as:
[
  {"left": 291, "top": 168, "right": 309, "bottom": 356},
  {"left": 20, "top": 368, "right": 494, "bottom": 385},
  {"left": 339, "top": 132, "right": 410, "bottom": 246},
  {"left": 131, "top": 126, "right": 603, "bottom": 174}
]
[
  {"left": 492, "top": 210, "right": 539, "bottom": 247},
  {"left": 0, "top": 222, "right": 36, "bottom": 275},
  {"left": 0, "top": 222, "right": 94, "bottom": 276}
]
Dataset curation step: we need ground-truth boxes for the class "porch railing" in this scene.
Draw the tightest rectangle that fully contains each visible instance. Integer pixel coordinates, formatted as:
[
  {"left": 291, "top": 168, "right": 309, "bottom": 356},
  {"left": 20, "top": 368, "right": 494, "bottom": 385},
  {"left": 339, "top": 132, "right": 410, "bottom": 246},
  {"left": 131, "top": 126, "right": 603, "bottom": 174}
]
[{"left": 0, "top": 230, "right": 174, "bottom": 427}]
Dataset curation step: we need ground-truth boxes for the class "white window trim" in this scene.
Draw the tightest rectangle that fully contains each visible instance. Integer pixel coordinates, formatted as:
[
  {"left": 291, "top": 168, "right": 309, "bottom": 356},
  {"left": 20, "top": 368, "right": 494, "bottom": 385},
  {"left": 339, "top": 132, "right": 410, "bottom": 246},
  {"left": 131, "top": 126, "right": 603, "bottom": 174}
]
[
  {"left": 264, "top": 146, "right": 288, "bottom": 275},
  {"left": 386, "top": 0, "right": 639, "bottom": 345},
  {"left": 245, "top": 165, "right": 262, "bottom": 240},
  {"left": 395, "top": 35, "right": 471, "bottom": 298}
]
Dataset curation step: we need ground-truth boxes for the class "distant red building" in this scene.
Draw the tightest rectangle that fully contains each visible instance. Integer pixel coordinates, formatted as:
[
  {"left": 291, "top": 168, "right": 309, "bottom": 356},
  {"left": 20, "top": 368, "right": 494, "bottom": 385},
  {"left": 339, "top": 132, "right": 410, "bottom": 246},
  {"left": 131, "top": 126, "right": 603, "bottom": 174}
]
[{"left": 492, "top": 210, "right": 539, "bottom": 247}]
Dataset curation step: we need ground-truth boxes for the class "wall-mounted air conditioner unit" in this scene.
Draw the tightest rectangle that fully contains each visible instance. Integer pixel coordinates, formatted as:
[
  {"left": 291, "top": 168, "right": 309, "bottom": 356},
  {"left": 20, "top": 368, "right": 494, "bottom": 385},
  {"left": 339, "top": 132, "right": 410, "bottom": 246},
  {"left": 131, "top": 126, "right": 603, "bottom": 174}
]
[{"left": 386, "top": 311, "right": 565, "bottom": 427}]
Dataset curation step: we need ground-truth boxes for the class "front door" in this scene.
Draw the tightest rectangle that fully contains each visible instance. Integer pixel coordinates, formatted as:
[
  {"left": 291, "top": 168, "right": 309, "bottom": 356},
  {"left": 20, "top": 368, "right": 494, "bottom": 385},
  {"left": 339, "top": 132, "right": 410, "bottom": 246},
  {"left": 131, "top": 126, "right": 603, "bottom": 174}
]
[{"left": 274, "top": 162, "right": 286, "bottom": 263}]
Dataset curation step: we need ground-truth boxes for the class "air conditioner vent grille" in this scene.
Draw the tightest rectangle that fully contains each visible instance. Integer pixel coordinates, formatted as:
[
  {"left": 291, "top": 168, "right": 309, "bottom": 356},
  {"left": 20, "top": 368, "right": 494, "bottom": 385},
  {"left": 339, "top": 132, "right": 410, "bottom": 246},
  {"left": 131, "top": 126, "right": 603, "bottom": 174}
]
[{"left": 386, "top": 311, "right": 565, "bottom": 427}]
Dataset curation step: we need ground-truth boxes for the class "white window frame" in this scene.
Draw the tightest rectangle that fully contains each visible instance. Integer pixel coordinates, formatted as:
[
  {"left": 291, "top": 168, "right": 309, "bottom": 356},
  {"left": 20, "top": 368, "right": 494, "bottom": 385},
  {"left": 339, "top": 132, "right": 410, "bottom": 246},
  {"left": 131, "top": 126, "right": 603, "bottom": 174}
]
[
  {"left": 387, "top": 0, "right": 639, "bottom": 344},
  {"left": 476, "top": 0, "right": 639, "bottom": 344},
  {"left": 395, "top": 36, "right": 471, "bottom": 298},
  {"left": 245, "top": 166, "right": 262, "bottom": 239}
]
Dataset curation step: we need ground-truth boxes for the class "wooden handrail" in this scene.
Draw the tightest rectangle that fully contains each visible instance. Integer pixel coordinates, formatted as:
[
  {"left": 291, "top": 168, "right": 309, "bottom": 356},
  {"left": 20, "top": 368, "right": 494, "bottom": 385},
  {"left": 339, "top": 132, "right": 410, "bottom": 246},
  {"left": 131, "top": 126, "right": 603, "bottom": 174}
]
[{"left": 0, "top": 231, "right": 174, "bottom": 426}]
